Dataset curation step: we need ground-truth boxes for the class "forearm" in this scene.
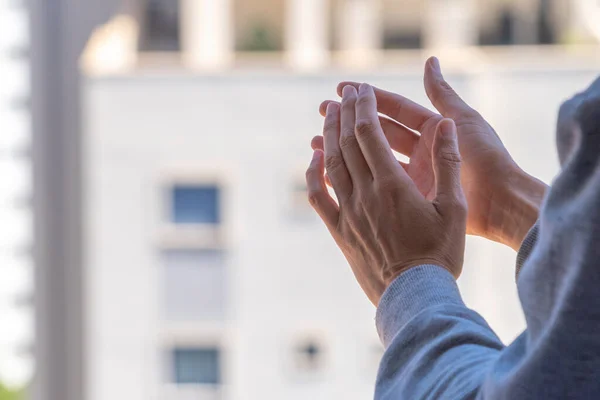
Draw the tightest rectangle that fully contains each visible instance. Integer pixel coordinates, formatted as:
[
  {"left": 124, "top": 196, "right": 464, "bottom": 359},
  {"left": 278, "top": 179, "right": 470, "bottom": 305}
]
[
  {"left": 486, "top": 167, "right": 547, "bottom": 252},
  {"left": 376, "top": 265, "right": 504, "bottom": 399}
]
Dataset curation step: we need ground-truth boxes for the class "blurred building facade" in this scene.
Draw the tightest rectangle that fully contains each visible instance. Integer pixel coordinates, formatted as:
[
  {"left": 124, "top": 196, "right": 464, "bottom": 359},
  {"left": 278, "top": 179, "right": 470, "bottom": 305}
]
[
  {"left": 25, "top": 0, "right": 600, "bottom": 399},
  {"left": 0, "top": 0, "right": 33, "bottom": 388},
  {"left": 77, "top": 1, "right": 600, "bottom": 400},
  {"left": 82, "top": 0, "right": 596, "bottom": 74}
]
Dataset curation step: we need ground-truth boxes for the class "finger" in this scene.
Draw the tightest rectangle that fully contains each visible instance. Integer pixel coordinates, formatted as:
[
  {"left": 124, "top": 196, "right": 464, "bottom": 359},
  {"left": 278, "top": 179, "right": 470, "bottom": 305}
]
[
  {"left": 432, "top": 119, "right": 467, "bottom": 218},
  {"left": 306, "top": 150, "right": 339, "bottom": 228},
  {"left": 379, "top": 117, "right": 419, "bottom": 157},
  {"left": 312, "top": 135, "right": 404, "bottom": 181},
  {"left": 424, "top": 57, "right": 477, "bottom": 120},
  {"left": 340, "top": 85, "right": 372, "bottom": 183},
  {"left": 354, "top": 83, "right": 401, "bottom": 178},
  {"left": 311, "top": 135, "right": 324, "bottom": 151},
  {"left": 323, "top": 102, "right": 353, "bottom": 201},
  {"left": 319, "top": 100, "right": 340, "bottom": 116},
  {"left": 320, "top": 106, "right": 420, "bottom": 157},
  {"left": 336, "top": 82, "right": 438, "bottom": 131}
]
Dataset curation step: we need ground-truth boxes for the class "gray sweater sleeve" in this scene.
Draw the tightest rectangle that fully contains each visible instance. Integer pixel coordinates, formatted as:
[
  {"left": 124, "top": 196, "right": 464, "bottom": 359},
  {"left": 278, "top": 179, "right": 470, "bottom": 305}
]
[
  {"left": 375, "top": 265, "right": 505, "bottom": 400},
  {"left": 375, "top": 97, "right": 600, "bottom": 399}
]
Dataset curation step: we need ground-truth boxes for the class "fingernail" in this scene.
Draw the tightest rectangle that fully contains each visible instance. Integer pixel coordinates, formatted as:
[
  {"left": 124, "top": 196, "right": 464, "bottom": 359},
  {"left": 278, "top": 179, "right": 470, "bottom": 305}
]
[
  {"left": 359, "top": 83, "right": 370, "bottom": 94},
  {"left": 430, "top": 57, "right": 441, "bottom": 73},
  {"left": 342, "top": 85, "right": 355, "bottom": 97},
  {"left": 326, "top": 102, "right": 339, "bottom": 114}
]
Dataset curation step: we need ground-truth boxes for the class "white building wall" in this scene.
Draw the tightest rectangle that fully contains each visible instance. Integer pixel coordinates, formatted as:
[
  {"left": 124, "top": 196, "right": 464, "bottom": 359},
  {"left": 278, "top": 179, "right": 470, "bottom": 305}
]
[
  {"left": 0, "top": 0, "right": 33, "bottom": 388},
  {"left": 83, "top": 54, "right": 600, "bottom": 400}
]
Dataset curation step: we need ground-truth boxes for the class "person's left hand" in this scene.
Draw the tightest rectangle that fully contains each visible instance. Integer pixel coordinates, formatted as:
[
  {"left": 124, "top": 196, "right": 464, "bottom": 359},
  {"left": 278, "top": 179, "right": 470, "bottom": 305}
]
[{"left": 305, "top": 84, "right": 467, "bottom": 306}]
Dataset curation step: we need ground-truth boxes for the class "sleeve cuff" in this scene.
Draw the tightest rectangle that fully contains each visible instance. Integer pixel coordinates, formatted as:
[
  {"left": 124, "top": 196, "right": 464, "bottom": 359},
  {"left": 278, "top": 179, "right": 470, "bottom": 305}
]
[
  {"left": 515, "top": 222, "right": 539, "bottom": 280},
  {"left": 375, "top": 265, "right": 465, "bottom": 348}
]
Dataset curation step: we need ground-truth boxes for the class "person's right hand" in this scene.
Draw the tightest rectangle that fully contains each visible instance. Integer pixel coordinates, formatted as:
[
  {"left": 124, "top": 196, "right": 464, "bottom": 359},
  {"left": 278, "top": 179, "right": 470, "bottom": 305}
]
[{"left": 315, "top": 57, "right": 547, "bottom": 251}]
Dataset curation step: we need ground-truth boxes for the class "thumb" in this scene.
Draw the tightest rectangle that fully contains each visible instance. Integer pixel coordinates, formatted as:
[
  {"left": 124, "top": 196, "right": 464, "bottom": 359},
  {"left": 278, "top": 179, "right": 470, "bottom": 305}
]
[
  {"left": 424, "top": 57, "right": 475, "bottom": 120},
  {"left": 433, "top": 119, "right": 466, "bottom": 217}
]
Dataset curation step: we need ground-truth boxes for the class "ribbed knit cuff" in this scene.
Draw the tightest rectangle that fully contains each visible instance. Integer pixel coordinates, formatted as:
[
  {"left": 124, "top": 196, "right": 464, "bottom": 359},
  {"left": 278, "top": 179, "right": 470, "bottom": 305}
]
[
  {"left": 515, "top": 222, "right": 539, "bottom": 280},
  {"left": 375, "top": 265, "right": 465, "bottom": 349}
]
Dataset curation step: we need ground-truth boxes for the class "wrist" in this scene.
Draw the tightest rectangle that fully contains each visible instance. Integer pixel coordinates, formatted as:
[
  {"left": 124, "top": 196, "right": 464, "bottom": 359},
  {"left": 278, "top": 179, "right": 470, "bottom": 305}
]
[
  {"left": 487, "top": 166, "right": 547, "bottom": 251},
  {"left": 383, "top": 258, "right": 460, "bottom": 288}
]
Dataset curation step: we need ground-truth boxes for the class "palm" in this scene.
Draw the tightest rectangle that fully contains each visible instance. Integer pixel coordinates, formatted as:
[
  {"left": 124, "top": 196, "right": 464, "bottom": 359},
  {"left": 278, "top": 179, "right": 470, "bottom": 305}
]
[
  {"left": 404, "top": 118, "right": 439, "bottom": 201},
  {"left": 404, "top": 115, "right": 516, "bottom": 236}
]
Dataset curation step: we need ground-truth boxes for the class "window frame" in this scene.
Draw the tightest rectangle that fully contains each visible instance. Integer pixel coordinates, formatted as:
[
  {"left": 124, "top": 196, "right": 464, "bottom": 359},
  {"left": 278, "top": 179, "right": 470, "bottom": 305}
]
[
  {"left": 138, "top": 0, "right": 182, "bottom": 52},
  {"left": 161, "top": 335, "right": 228, "bottom": 390},
  {"left": 159, "top": 172, "right": 230, "bottom": 249}
]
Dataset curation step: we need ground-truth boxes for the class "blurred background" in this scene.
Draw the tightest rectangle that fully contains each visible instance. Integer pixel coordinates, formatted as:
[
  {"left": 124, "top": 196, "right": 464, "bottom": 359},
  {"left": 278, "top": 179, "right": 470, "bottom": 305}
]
[{"left": 0, "top": 0, "right": 599, "bottom": 399}]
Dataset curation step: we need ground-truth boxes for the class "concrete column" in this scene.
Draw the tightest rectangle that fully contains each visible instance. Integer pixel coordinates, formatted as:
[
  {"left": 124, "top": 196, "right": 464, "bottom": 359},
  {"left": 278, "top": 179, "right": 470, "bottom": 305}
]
[
  {"left": 181, "top": 0, "right": 233, "bottom": 70},
  {"left": 424, "top": 0, "right": 478, "bottom": 49},
  {"left": 286, "top": 0, "right": 329, "bottom": 70},
  {"left": 572, "top": 0, "right": 600, "bottom": 42},
  {"left": 338, "top": 0, "right": 383, "bottom": 68}
]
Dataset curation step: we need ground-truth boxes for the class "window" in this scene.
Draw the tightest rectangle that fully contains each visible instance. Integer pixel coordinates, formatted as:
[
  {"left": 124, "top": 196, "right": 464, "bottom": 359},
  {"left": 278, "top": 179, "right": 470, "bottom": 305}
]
[
  {"left": 381, "top": 0, "right": 423, "bottom": 49},
  {"left": 537, "top": 0, "right": 557, "bottom": 45},
  {"left": 234, "top": 0, "right": 284, "bottom": 51},
  {"left": 478, "top": 1, "right": 558, "bottom": 46},
  {"left": 162, "top": 250, "right": 226, "bottom": 320},
  {"left": 292, "top": 338, "right": 326, "bottom": 375},
  {"left": 173, "top": 348, "right": 221, "bottom": 384},
  {"left": 479, "top": 6, "right": 516, "bottom": 46},
  {"left": 140, "top": 0, "right": 181, "bottom": 52},
  {"left": 171, "top": 185, "right": 220, "bottom": 224}
]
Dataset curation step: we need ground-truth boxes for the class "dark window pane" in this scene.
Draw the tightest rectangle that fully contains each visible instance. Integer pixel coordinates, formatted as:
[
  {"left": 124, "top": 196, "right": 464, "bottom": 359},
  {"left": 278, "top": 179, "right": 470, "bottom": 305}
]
[
  {"left": 140, "top": 0, "right": 180, "bottom": 51},
  {"left": 383, "top": 31, "right": 422, "bottom": 50},
  {"left": 538, "top": 0, "right": 557, "bottom": 45},
  {"left": 172, "top": 185, "right": 220, "bottom": 224},
  {"left": 479, "top": 8, "right": 516, "bottom": 46},
  {"left": 173, "top": 348, "right": 220, "bottom": 384},
  {"left": 294, "top": 339, "right": 326, "bottom": 373}
]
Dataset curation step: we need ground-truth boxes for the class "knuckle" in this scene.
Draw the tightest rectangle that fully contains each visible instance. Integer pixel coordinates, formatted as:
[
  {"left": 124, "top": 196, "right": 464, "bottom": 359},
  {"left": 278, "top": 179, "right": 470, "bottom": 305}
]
[
  {"left": 307, "top": 190, "right": 322, "bottom": 208},
  {"left": 439, "top": 149, "right": 462, "bottom": 165},
  {"left": 341, "top": 97, "right": 356, "bottom": 111},
  {"left": 355, "top": 93, "right": 372, "bottom": 107},
  {"left": 438, "top": 78, "right": 455, "bottom": 95},
  {"left": 323, "top": 119, "right": 338, "bottom": 134},
  {"left": 339, "top": 131, "right": 358, "bottom": 150},
  {"left": 324, "top": 153, "right": 344, "bottom": 172},
  {"left": 453, "top": 197, "right": 468, "bottom": 215},
  {"left": 390, "top": 101, "right": 405, "bottom": 121},
  {"left": 355, "top": 119, "right": 377, "bottom": 138}
]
